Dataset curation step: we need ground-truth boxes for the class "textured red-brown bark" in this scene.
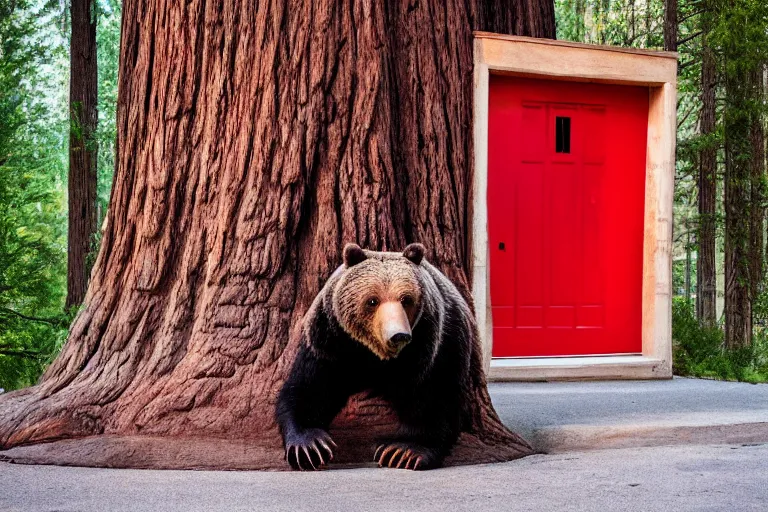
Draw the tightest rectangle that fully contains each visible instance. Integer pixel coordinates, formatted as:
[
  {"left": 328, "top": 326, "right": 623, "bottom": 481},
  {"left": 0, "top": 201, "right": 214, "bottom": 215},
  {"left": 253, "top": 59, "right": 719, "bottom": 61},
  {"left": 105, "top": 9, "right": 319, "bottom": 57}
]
[
  {"left": 697, "top": 14, "right": 717, "bottom": 326},
  {"left": 663, "top": 0, "right": 677, "bottom": 52},
  {"left": 0, "top": 0, "right": 554, "bottom": 469},
  {"left": 66, "top": 0, "right": 99, "bottom": 309},
  {"left": 724, "top": 72, "right": 753, "bottom": 348}
]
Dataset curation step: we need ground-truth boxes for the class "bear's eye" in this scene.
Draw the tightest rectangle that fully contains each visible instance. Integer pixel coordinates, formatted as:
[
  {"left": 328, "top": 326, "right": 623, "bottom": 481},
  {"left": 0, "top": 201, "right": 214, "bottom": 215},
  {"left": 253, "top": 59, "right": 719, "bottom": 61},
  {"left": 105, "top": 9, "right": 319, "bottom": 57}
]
[
  {"left": 366, "top": 297, "right": 379, "bottom": 308},
  {"left": 401, "top": 295, "right": 414, "bottom": 307}
]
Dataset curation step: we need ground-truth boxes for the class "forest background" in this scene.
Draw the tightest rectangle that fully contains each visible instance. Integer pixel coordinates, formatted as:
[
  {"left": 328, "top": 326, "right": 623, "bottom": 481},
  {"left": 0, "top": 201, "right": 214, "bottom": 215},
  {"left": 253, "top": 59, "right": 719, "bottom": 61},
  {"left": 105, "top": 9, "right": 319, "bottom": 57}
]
[{"left": 1, "top": 0, "right": 767, "bottom": 391}]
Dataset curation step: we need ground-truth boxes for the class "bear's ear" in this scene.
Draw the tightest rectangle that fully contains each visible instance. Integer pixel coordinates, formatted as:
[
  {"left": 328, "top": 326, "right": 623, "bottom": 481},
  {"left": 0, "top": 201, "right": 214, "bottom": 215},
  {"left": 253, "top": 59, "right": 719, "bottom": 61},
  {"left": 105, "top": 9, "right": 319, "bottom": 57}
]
[
  {"left": 403, "top": 243, "right": 425, "bottom": 265},
  {"left": 343, "top": 243, "right": 368, "bottom": 267}
]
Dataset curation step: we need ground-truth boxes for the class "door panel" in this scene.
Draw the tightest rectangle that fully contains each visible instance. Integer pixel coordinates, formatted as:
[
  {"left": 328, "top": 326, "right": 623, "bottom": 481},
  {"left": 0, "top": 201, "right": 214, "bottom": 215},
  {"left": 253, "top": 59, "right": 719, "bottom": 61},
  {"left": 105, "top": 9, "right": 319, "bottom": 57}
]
[{"left": 488, "top": 76, "right": 648, "bottom": 357}]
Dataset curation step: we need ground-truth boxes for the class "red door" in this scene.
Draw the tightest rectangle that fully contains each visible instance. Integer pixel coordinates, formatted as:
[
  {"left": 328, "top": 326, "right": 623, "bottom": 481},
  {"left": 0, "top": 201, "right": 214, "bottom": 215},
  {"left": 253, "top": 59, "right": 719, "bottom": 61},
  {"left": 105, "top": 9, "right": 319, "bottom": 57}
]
[{"left": 488, "top": 76, "right": 648, "bottom": 357}]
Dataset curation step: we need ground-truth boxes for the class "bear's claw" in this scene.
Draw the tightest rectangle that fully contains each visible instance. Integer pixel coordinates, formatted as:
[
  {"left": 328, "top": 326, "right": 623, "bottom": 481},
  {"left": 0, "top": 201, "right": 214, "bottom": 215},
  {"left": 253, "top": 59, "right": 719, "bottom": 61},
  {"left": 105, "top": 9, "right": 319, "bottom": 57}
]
[
  {"left": 285, "top": 428, "right": 337, "bottom": 471},
  {"left": 374, "top": 442, "right": 435, "bottom": 470}
]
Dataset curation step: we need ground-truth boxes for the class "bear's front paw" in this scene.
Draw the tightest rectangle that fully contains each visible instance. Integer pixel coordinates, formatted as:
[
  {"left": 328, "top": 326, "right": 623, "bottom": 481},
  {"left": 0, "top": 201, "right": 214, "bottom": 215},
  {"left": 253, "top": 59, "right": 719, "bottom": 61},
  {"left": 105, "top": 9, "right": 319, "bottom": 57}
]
[
  {"left": 374, "top": 442, "right": 439, "bottom": 470},
  {"left": 284, "top": 428, "right": 337, "bottom": 470}
]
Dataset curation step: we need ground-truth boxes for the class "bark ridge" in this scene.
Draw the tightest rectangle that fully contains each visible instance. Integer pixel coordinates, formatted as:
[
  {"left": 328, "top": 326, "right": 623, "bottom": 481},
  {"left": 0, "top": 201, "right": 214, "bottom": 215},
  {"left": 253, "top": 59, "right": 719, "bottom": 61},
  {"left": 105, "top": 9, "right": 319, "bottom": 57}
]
[{"left": 0, "top": 0, "right": 555, "bottom": 469}]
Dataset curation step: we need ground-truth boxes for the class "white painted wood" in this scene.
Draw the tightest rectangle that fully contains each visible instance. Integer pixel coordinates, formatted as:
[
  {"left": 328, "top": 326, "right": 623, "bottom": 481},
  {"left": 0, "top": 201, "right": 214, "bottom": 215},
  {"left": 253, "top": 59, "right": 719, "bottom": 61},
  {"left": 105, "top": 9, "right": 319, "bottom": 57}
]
[
  {"left": 472, "top": 34, "right": 677, "bottom": 381},
  {"left": 640, "top": 84, "right": 676, "bottom": 376},
  {"left": 472, "top": 39, "right": 493, "bottom": 372},
  {"left": 474, "top": 32, "right": 679, "bottom": 60},
  {"left": 492, "top": 355, "right": 654, "bottom": 367},
  {"left": 476, "top": 33, "right": 677, "bottom": 86},
  {"left": 488, "top": 356, "right": 668, "bottom": 382}
]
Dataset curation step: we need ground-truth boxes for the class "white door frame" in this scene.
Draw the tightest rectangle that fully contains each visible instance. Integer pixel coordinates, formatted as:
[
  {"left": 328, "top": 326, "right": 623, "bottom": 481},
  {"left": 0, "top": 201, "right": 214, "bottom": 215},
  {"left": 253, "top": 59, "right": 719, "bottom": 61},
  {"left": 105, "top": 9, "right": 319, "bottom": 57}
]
[{"left": 471, "top": 33, "right": 678, "bottom": 381}]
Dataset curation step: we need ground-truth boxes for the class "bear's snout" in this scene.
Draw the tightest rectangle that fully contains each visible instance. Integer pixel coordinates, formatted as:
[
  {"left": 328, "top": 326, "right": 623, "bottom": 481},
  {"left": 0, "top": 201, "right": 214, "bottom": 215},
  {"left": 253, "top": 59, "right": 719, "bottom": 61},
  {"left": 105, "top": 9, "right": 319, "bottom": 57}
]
[{"left": 378, "top": 301, "right": 412, "bottom": 357}]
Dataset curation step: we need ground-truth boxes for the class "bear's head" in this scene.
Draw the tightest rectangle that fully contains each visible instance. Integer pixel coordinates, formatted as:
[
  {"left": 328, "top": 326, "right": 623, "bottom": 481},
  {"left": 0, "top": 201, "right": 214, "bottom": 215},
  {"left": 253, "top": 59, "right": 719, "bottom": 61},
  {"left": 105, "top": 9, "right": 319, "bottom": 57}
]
[{"left": 332, "top": 243, "right": 426, "bottom": 360}]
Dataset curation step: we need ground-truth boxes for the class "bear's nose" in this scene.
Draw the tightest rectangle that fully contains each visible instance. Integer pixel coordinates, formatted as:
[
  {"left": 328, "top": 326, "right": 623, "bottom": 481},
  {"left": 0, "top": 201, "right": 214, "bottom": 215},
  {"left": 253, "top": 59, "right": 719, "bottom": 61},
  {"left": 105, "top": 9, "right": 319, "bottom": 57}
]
[
  {"left": 380, "top": 301, "right": 412, "bottom": 352},
  {"left": 389, "top": 332, "right": 412, "bottom": 347}
]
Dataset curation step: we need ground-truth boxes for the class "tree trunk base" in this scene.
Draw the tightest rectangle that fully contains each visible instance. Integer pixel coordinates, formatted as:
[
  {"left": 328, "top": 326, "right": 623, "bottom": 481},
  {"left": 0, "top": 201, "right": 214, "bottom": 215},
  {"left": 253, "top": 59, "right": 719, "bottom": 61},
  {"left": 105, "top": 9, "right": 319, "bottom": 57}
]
[
  {"left": 0, "top": 358, "right": 534, "bottom": 470},
  {"left": 0, "top": 317, "right": 534, "bottom": 471},
  {"left": 0, "top": 0, "right": 553, "bottom": 471},
  {"left": 0, "top": 431, "right": 534, "bottom": 470}
]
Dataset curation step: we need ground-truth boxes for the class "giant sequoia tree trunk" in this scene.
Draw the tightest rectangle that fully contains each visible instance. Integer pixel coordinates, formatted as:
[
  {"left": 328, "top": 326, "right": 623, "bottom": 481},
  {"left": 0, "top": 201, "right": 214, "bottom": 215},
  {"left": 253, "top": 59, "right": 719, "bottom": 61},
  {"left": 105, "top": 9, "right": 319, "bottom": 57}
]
[
  {"left": 66, "top": 0, "right": 99, "bottom": 309},
  {"left": 0, "top": 0, "right": 554, "bottom": 469}
]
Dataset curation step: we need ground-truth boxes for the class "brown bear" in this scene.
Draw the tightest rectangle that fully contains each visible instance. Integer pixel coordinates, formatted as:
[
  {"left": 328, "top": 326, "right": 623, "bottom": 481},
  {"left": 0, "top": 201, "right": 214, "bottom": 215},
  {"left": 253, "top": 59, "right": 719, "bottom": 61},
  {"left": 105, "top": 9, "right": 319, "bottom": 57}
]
[{"left": 276, "top": 242, "right": 476, "bottom": 470}]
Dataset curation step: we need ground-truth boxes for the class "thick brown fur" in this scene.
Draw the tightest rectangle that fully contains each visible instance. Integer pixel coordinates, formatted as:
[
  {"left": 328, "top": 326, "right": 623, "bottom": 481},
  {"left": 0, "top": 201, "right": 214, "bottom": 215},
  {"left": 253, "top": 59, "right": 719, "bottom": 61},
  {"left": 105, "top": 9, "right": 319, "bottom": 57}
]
[
  {"left": 276, "top": 243, "right": 475, "bottom": 470},
  {"left": 332, "top": 247, "right": 423, "bottom": 360}
]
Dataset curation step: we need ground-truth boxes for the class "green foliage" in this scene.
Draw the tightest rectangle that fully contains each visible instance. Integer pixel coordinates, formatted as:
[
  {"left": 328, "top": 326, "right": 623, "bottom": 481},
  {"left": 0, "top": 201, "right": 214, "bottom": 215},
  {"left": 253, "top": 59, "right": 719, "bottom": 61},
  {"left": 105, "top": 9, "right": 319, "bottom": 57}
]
[
  {"left": 95, "top": 0, "right": 121, "bottom": 216},
  {"left": 0, "top": 0, "right": 70, "bottom": 390},
  {"left": 0, "top": 0, "right": 121, "bottom": 391},
  {"left": 672, "top": 298, "right": 768, "bottom": 383},
  {"left": 672, "top": 258, "right": 697, "bottom": 297},
  {"left": 709, "top": 0, "right": 768, "bottom": 76},
  {"left": 556, "top": 0, "right": 664, "bottom": 48}
]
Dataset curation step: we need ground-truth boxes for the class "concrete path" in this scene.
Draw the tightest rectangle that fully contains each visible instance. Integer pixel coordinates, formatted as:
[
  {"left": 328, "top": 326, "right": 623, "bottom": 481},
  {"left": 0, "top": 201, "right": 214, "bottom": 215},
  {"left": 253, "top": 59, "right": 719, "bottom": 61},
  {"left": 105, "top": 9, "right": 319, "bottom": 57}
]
[
  {"left": 2, "top": 378, "right": 768, "bottom": 511},
  {"left": 2, "top": 443, "right": 767, "bottom": 511},
  {"left": 491, "top": 377, "right": 768, "bottom": 452}
]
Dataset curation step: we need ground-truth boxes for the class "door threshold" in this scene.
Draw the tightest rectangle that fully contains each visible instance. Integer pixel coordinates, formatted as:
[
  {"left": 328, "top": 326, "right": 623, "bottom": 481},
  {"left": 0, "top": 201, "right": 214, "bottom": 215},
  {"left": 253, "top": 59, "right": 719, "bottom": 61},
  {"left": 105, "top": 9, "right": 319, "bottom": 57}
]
[{"left": 488, "top": 355, "right": 671, "bottom": 382}]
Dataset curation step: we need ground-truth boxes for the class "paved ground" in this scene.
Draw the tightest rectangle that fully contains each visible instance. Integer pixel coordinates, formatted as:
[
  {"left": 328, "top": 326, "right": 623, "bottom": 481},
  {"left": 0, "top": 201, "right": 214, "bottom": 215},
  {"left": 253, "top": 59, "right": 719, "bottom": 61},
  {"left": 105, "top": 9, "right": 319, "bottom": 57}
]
[
  {"left": 490, "top": 377, "right": 768, "bottom": 451},
  {"left": 2, "top": 443, "right": 767, "bottom": 512},
  {"left": 2, "top": 378, "right": 767, "bottom": 511}
]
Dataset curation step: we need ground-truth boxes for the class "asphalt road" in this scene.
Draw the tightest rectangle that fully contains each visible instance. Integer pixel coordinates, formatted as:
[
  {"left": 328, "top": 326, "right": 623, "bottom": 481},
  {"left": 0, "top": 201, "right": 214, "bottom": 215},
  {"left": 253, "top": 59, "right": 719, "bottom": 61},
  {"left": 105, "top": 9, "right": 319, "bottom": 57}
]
[
  {"left": 489, "top": 377, "right": 768, "bottom": 439},
  {"left": 3, "top": 443, "right": 767, "bottom": 512}
]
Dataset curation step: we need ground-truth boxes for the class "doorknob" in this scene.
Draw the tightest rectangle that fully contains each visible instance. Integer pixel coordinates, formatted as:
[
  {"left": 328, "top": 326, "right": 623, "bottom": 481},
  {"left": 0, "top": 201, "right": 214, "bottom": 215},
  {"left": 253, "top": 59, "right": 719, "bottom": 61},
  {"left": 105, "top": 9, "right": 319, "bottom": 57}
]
[{"left": 499, "top": 242, "right": 505, "bottom": 251}]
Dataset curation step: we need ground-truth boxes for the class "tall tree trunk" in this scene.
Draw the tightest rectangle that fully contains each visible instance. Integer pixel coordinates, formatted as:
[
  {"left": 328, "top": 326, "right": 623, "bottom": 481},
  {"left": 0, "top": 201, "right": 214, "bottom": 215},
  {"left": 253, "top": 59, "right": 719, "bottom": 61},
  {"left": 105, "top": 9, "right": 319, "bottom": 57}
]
[
  {"left": 663, "top": 0, "right": 677, "bottom": 52},
  {"left": 749, "top": 64, "right": 765, "bottom": 301},
  {"left": 724, "top": 70, "right": 753, "bottom": 348},
  {"left": 697, "top": 11, "right": 717, "bottom": 327},
  {"left": 0, "top": 0, "right": 554, "bottom": 469},
  {"left": 66, "top": 0, "right": 98, "bottom": 309},
  {"left": 685, "top": 231, "right": 692, "bottom": 301}
]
